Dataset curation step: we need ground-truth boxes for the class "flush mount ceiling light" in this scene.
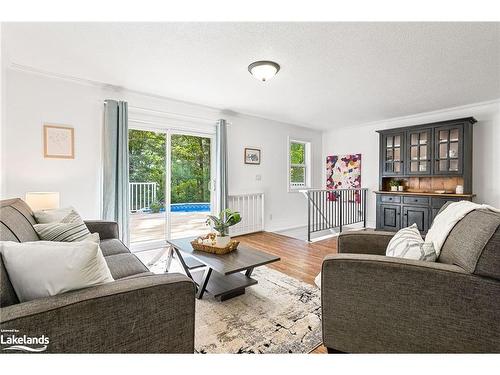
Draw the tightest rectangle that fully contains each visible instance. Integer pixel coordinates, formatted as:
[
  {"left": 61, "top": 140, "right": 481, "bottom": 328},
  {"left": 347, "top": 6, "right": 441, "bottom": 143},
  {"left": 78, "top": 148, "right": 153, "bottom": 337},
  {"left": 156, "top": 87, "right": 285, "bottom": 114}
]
[{"left": 248, "top": 60, "right": 280, "bottom": 82}]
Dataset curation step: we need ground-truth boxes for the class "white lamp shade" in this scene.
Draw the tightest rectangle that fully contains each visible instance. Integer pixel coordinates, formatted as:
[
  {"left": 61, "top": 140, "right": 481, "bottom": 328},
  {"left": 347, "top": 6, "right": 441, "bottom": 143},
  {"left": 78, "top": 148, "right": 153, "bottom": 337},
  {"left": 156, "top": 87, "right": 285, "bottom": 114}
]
[{"left": 25, "top": 192, "right": 60, "bottom": 211}]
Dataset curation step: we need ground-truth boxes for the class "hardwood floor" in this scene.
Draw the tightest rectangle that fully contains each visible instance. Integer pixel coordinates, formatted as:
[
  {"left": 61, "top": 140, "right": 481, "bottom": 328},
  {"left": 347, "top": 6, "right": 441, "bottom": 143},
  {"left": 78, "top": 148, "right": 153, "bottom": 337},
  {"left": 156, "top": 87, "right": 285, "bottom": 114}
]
[
  {"left": 234, "top": 231, "right": 338, "bottom": 354},
  {"left": 235, "top": 231, "right": 337, "bottom": 286}
]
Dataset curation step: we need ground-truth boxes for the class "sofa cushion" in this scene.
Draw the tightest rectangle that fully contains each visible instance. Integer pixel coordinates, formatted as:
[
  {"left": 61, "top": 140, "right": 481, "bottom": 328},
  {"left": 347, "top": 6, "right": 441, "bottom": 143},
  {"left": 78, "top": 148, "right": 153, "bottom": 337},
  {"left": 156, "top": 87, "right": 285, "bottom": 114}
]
[
  {"left": 1, "top": 199, "right": 38, "bottom": 306},
  {"left": 0, "top": 254, "right": 19, "bottom": 307},
  {"left": 119, "top": 271, "right": 155, "bottom": 280},
  {"left": 0, "top": 199, "right": 39, "bottom": 242},
  {"left": 0, "top": 222, "right": 19, "bottom": 242},
  {"left": 104, "top": 253, "right": 149, "bottom": 280},
  {"left": 438, "top": 209, "right": 500, "bottom": 277},
  {"left": 474, "top": 226, "right": 500, "bottom": 280},
  {"left": 100, "top": 239, "right": 130, "bottom": 257}
]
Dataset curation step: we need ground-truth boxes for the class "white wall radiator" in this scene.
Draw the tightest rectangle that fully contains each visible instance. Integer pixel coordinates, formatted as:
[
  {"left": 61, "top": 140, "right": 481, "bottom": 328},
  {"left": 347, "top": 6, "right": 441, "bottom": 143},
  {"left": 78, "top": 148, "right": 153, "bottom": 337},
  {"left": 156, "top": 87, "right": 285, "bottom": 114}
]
[{"left": 228, "top": 193, "right": 265, "bottom": 236}]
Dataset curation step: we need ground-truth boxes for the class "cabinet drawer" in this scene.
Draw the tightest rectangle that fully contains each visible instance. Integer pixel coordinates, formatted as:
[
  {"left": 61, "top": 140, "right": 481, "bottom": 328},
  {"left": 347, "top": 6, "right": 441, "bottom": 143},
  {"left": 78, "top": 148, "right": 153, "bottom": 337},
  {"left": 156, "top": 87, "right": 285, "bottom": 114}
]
[
  {"left": 431, "top": 197, "right": 461, "bottom": 208},
  {"left": 380, "top": 195, "right": 401, "bottom": 203},
  {"left": 403, "top": 196, "right": 430, "bottom": 205}
]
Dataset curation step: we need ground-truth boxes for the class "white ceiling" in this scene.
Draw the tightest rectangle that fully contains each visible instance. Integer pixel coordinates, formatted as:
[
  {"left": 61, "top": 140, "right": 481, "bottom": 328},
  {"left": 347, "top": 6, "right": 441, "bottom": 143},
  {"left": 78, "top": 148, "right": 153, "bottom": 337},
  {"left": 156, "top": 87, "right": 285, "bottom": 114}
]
[{"left": 3, "top": 22, "right": 500, "bottom": 129}]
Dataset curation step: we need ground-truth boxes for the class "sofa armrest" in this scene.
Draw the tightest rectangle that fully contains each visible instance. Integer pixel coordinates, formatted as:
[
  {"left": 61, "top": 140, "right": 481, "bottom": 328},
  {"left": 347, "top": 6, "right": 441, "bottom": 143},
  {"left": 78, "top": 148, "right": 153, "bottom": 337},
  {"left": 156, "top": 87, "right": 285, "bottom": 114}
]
[
  {"left": 84, "top": 220, "right": 119, "bottom": 240},
  {"left": 0, "top": 274, "right": 195, "bottom": 353},
  {"left": 321, "top": 254, "right": 500, "bottom": 353},
  {"left": 337, "top": 231, "right": 395, "bottom": 255}
]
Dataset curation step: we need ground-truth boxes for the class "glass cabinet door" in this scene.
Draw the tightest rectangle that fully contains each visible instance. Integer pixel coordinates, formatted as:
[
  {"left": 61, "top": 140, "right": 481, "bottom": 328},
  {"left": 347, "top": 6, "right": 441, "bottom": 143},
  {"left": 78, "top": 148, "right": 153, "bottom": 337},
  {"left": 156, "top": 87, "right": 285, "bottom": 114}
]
[
  {"left": 407, "top": 129, "right": 431, "bottom": 175},
  {"left": 434, "top": 124, "right": 463, "bottom": 175},
  {"left": 382, "top": 133, "right": 404, "bottom": 175}
]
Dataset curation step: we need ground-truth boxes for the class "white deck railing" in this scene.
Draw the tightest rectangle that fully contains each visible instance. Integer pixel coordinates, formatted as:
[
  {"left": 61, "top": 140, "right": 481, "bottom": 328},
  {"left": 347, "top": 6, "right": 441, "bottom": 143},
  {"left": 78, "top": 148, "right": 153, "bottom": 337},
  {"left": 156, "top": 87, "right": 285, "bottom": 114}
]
[
  {"left": 228, "top": 192, "right": 265, "bottom": 236},
  {"left": 129, "top": 182, "right": 157, "bottom": 212}
]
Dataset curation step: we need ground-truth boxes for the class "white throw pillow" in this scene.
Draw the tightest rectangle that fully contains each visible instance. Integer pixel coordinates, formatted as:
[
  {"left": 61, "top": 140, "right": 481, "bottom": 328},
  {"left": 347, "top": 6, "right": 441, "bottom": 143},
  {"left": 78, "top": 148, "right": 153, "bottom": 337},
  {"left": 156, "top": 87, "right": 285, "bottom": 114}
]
[
  {"left": 33, "top": 206, "right": 82, "bottom": 224},
  {"left": 0, "top": 240, "right": 114, "bottom": 302},
  {"left": 386, "top": 224, "right": 436, "bottom": 261},
  {"left": 33, "top": 221, "right": 95, "bottom": 242}
]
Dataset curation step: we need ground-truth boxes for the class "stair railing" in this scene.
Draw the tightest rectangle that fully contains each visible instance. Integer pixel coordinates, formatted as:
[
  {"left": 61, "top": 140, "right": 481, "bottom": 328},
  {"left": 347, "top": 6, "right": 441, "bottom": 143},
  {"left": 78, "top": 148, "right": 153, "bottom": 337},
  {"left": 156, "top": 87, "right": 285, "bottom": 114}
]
[{"left": 301, "top": 188, "right": 368, "bottom": 241}]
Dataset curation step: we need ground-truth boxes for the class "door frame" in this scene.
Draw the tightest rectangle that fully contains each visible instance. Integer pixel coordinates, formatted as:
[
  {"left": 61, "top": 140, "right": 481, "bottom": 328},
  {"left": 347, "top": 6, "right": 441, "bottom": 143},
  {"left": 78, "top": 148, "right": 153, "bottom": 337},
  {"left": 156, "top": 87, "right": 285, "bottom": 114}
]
[{"left": 129, "top": 120, "right": 216, "bottom": 252}]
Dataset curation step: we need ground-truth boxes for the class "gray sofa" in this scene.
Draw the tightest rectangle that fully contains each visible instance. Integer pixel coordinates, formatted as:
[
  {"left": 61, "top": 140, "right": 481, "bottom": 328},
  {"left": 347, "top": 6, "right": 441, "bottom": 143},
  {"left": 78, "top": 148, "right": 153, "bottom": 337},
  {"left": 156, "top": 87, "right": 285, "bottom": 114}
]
[
  {"left": 321, "top": 208, "right": 500, "bottom": 353},
  {"left": 0, "top": 198, "right": 195, "bottom": 353}
]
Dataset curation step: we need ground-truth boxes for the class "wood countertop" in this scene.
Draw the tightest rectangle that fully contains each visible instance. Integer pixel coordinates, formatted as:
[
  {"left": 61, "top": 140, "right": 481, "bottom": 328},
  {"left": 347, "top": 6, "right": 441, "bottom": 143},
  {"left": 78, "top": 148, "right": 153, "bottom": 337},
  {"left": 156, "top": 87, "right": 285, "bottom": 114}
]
[{"left": 374, "top": 191, "right": 475, "bottom": 198}]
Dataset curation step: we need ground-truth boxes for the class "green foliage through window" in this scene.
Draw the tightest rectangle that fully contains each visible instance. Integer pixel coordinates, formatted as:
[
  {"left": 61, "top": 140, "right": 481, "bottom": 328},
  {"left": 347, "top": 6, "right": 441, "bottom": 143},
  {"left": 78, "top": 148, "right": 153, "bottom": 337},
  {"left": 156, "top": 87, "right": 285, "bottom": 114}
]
[
  {"left": 290, "top": 142, "right": 305, "bottom": 164},
  {"left": 129, "top": 130, "right": 211, "bottom": 205},
  {"left": 171, "top": 134, "right": 211, "bottom": 204}
]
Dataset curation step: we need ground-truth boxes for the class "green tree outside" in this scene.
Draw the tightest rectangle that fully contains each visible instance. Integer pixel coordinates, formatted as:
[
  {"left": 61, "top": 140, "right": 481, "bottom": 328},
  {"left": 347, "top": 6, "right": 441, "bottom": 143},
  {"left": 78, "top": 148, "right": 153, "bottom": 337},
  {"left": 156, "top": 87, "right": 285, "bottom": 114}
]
[{"left": 128, "top": 130, "right": 211, "bottom": 207}]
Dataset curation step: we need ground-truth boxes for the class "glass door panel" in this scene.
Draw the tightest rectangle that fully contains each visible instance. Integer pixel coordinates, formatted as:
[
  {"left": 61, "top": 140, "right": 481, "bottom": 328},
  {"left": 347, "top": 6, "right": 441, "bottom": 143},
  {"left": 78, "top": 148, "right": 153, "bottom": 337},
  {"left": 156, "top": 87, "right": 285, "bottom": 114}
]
[
  {"left": 434, "top": 124, "right": 463, "bottom": 174},
  {"left": 406, "top": 129, "right": 431, "bottom": 175},
  {"left": 383, "top": 133, "right": 404, "bottom": 176},
  {"left": 170, "top": 133, "right": 212, "bottom": 240},
  {"left": 128, "top": 128, "right": 167, "bottom": 245}
]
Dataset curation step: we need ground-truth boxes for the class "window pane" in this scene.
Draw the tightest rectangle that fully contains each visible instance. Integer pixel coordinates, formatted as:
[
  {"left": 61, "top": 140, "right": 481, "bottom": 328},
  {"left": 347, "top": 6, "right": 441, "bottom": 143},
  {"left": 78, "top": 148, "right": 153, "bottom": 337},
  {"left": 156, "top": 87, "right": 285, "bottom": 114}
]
[
  {"left": 449, "top": 160, "right": 459, "bottom": 172},
  {"left": 449, "top": 142, "right": 458, "bottom": 158},
  {"left": 439, "top": 130, "right": 448, "bottom": 142},
  {"left": 385, "top": 162, "right": 394, "bottom": 173},
  {"left": 410, "top": 146, "right": 418, "bottom": 160},
  {"left": 419, "top": 162, "right": 427, "bottom": 172},
  {"left": 394, "top": 148, "right": 400, "bottom": 161},
  {"left": 386, "top": 149, "right": 393, "bottom": 161},
  {"left": 419, "top": 132, "right": 427, "bottom": 144},
  {"left": 450, "top": 129, "right": 459, "bottom": 142},
  {"left": 438, "top": 160, "right": 447, "bottom": 171},
  {"left": 439, "top": 143, "right": 448, "bottom": 159},
  {"left": 419, "top": 145, "right": 427, "bottom": 160},
  {"left": 394, "top": 136, "right": 401, "bottom": 147},
  {"left": 394, "top": 162, "right": 400, "bottom": 172},
  {"left": 290, "top": 142, "right": 305, "bottom": 164},
  {"left": 410, "top": 133, "right": 418, "bottom": 145},
  {"left": 290, "top": 166, "right": 305, "bottom": 183},
  {"left": 386, "top": 136, "right": 393, "bottom": 147},
  {"left": 410, "top": 161, "right": 418, "bottom": 172}
]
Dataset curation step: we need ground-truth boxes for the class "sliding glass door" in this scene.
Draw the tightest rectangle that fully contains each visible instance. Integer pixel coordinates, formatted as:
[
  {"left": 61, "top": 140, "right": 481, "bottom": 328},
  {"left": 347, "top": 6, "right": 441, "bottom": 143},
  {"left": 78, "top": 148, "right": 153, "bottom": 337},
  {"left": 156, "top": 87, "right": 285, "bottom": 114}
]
[
  {"left": 128, "top": 125, "right": 214, "bottom": 249},
  {"left": 129, "top": 129, "right": 167, "bottom": 245},
  {"left": 170, "top": 133, "right": 212, "bottom": 239}
]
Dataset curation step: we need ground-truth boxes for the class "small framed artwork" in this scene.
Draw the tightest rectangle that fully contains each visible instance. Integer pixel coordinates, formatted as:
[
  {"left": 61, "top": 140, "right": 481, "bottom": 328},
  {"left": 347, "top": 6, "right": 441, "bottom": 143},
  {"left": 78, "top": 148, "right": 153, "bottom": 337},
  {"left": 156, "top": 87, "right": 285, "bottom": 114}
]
[
  {"left": 43, "top": 124, "right": 75, "bottom": 159},
  {"left": 244, "top": 148, "right": 261, "bottom": 165}
]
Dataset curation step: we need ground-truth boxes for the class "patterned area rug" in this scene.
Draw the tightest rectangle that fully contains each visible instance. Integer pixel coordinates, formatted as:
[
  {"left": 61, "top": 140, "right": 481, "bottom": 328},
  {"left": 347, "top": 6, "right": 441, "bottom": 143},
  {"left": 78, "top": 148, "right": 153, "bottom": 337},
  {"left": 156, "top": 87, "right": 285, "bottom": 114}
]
[{"left": 149, "top": 255, "right": 322, "bottom": 354}]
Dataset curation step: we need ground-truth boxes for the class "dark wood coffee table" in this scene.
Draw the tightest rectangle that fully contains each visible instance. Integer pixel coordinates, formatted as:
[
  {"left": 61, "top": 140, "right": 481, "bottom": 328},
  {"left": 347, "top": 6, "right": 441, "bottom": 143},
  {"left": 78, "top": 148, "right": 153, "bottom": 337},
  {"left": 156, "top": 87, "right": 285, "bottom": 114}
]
[{"left": 166, "top": 237, "right": 280, "bottom": 301}]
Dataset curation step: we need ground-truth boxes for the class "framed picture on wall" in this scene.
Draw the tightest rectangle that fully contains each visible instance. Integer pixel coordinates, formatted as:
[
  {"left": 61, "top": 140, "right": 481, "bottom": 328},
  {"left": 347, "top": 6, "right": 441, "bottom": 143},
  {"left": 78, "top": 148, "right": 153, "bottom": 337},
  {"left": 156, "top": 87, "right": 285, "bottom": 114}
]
[
  {"left": 43, "top": 124, "right": 75, "bottom": 159},
  {"left": 244, "top": 148, "right": 261, "bottom": 165}
]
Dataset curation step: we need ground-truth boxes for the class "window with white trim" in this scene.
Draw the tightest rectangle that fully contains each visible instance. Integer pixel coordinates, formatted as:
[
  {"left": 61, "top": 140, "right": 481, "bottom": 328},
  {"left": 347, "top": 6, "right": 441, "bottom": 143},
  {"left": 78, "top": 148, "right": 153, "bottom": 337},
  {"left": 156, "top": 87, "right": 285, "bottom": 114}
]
[{"left": 288, "top": 138, "right": 311, "bottom": 191}]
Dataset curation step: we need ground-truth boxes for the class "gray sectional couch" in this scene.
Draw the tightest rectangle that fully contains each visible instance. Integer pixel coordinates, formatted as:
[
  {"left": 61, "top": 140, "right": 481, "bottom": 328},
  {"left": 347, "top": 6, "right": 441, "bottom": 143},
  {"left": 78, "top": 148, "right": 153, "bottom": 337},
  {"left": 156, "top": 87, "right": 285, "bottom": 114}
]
[
  {"left": 321, "top": 208, "right": 500, "bottom": 353},
  {"left": 0, "top": 198, "right": 195, "bottom": 353}
]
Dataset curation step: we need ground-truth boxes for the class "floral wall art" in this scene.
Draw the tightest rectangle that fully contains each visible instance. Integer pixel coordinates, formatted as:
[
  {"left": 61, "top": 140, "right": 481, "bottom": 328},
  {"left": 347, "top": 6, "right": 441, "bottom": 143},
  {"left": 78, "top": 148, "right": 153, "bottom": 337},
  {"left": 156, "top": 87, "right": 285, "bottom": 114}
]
[{"left": 326, "top": 154, "right": 361, "bottom": 202}]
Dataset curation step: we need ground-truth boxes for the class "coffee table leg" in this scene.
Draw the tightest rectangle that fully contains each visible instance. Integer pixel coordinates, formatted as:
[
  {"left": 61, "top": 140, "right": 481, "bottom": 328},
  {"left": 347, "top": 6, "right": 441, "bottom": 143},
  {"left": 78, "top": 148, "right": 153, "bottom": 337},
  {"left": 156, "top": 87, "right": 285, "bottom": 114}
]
[
  {"left": 196, "top": 267, "right": 212, "bottom": 300},
  {"left": 245, "top": 267, "right": 255, "bottom": 277}
]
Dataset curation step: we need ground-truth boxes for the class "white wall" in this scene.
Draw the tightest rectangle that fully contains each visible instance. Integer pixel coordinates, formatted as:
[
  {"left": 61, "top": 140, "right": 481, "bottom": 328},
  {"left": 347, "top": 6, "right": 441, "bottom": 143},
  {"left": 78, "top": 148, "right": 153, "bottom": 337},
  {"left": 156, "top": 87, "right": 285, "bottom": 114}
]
[
  {"left": 227, "top": 114, "right": 322, "bottom": 231},
  {"left": 322, "top": 100, "right": 500, "bottom": 227},
  {"left": 2, "top": 67, "right": 322, "bottom": 231}
]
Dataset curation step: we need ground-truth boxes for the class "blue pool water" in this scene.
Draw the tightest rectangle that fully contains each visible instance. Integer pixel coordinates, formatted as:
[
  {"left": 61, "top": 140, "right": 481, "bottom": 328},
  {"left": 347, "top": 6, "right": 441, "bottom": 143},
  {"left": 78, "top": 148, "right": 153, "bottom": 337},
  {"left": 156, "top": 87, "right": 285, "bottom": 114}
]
[{"left": 165, "top": 203, "right": 210, "bottom": 213}]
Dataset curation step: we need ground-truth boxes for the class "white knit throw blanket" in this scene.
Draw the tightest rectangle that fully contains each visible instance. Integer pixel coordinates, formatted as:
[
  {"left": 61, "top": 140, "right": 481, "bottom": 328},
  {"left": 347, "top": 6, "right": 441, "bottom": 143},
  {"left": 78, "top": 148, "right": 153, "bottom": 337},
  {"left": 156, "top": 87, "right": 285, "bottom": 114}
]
[{"left": 425, "top": 200, "right": 500, "bottom": 257}]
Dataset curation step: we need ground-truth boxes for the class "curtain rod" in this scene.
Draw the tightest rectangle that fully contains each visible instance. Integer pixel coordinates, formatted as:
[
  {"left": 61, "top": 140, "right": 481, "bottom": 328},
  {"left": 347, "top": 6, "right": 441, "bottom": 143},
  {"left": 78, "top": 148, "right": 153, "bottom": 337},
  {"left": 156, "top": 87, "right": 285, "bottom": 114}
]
[
  {"left": 103, "top": 101, "right": 231, "bottom": 125},
  {"left": 126, "top": 104, "right": 223, "bottom": 124}
]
